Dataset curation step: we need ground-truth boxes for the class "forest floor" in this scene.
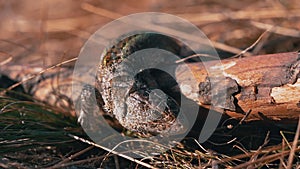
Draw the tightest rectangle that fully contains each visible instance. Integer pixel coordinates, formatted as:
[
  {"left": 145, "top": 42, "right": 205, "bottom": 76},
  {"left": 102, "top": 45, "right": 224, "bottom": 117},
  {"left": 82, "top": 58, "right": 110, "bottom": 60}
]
[{"left": 0, "top": 0, "right": 300, "bottom": 168}]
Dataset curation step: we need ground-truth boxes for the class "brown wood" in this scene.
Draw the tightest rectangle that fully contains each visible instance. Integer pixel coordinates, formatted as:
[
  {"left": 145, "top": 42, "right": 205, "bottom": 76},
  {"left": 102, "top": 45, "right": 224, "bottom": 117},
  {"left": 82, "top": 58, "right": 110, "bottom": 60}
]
[
  {"left": 1, "top": 52, "right": 299, "bottom": 123},
  {"left": 176, "top": 52, "right": 300, "bottom": 122}
]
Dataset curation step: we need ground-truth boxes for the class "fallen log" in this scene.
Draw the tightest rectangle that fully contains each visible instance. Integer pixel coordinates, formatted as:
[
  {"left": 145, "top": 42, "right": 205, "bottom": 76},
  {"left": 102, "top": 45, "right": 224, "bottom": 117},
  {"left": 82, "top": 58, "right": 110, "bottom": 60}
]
[
  {"left": 176, "top": 52, "right": 300, "bottom": 122},
  {"left": 1, "top": 52, "right": 299, "bottom": 124}
]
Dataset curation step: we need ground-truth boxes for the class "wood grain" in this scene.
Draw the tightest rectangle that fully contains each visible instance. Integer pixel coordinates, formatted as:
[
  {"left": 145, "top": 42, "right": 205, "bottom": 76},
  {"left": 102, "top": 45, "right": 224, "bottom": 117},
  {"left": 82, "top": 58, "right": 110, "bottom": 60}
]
[{"left": 176, "top": 52, "right": 300, "bottom": 122}]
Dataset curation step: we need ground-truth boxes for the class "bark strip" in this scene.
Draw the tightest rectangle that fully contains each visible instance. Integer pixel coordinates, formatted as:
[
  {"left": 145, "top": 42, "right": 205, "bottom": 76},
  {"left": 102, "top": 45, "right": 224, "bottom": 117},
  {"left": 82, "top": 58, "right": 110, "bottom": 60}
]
[{"left": 176, "top": 52, "right": 300, "bottom": 122}]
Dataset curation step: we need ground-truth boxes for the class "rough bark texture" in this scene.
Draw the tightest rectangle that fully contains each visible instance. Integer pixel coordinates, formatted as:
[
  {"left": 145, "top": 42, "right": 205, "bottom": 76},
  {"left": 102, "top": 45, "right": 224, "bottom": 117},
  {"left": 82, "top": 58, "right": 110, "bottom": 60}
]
[
  {"left": 1, "top": 52, "right": 299, "bottom": 123},
  {"left": 176, "top": 52, "right": 300, "bottom": 122}
]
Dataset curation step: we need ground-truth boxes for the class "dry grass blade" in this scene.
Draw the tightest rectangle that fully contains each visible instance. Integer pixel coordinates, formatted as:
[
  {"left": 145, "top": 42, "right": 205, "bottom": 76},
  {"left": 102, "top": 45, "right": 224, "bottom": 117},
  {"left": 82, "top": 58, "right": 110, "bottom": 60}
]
[
  {"left": 68, "top": 134, "right": 158, "bottom": 169},
  {"left": 287, "top": 116, "right": 300, "bottom": 169},
  {"left": 0, "top": 96, "right": 83, "bottom": 168},
  {"left": 0, "top": 57, "right": 77, "bottom": 95},
  {"left": 0, "top": 54, "right": 12, "bottom": 66},
  {"left": 246, "top": 132, "right": 270, "bottom": 169},
  {"left": 279, "top": 139, "right": 287, "bottom": 169},
  {"left": 175, "top": 53, "right": 219, "bottom": 63},
  {"left": 231, "top": 28, "right": 271, "bottom": 58},
  {"left": 234, "top": 147, "right": 300, "bottom": 169},
  {"left": 114, "top": 155, "right": 120, "bottom": 169},
  {"left": 81, "top": 3, "right": 252, "bottom": 56},
  {"left": 214, "top": 139, "right": 299, "bottom": 167},
  {"left": 81, "top": 3, "right": 122, "bottom": 20},
  {"left": 178, "top": 9, "right": 300, "bottom": 24},
  {"left": 251, "top": 21, "right": 300, "bottom": 38},
  {"left": 46, "top": 146, "right": 94, "bottom": 169}
]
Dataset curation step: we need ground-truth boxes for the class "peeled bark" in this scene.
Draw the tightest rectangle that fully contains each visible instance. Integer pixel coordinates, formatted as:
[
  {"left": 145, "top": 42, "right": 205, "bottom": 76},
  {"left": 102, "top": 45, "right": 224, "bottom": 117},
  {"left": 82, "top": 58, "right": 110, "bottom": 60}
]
[
  {"left": 176, "top": 52, "right": 300, "bottom": 122},
  {"left": 1, "top": 52, "right": 299, "bottom": 123}
]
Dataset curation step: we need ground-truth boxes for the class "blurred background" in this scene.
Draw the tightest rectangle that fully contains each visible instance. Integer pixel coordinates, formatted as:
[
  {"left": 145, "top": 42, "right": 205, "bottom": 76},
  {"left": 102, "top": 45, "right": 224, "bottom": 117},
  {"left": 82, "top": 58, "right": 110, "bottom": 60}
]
[{"left": 0, "top": 0, "right": 300, "bottom": 67}]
